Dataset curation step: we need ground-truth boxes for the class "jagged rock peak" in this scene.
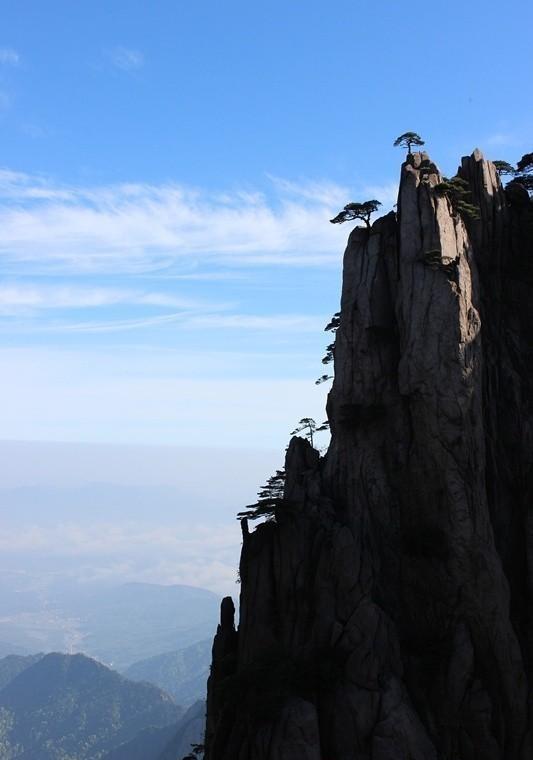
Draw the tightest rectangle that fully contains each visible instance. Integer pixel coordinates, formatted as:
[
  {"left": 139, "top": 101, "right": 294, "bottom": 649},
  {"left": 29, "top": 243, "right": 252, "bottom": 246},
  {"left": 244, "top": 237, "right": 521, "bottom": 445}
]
[
  {"left": 219, "top": 596, "right": 235, "bottom": 629},
  {"left": 205, "top": 149, "right": 533, "bottom": 759}
]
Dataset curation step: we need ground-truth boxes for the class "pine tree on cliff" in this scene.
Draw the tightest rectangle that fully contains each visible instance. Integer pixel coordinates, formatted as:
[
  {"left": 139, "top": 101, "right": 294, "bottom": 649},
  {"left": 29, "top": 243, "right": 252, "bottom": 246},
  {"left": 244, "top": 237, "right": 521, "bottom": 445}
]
[
  {"left": 516, "top": 152, "right": 533, "bottom": 174},
  {"left": 321, "top": 342, "right": 335, "bottom": 365},
  {"left": 316, "top": 311, "right": 340, "bottom": 382},
  {"left": 493, "top": 160, "right": 516, "bottom": 176},
  {"left": 290, "top": 417, "right": 329, "bottom": 448},
  {"left": 330, "top": 200, "right": 381, "bottom": 227},
  {"left": 237, "top": 469, "right": 286, "bottom": 521},
  {"left": 393, "top": 131, "right": 425, "bottom": 154},
  {"left": 510, "top": 152, "right": 533, "bottom": 195},
  {"left": 181, "top": 745, "right": 204, "bottom": 760},
  {"left": 434, "top": 175, "right": 480, "bottom": 220}
]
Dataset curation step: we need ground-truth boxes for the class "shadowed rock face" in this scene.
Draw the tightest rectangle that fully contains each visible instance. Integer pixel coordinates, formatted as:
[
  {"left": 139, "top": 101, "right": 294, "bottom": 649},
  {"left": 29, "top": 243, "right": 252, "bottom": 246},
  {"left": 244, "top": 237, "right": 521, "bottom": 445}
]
[{"left": 205, "top": 151, "right": 533, "bottom": 760}]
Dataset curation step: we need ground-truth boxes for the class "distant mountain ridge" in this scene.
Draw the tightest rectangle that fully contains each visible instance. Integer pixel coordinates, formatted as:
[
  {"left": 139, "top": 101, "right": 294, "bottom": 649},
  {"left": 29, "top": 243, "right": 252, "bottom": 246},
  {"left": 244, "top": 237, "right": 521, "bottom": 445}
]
[
  {"left": 0, "top": 654, "right": 43, "bottom": 691},
  {"left": 124, "top": 639, "right": 211, "bottom": 706},
  {"left": 103, "top": 700, "right": 205, "bottom": 760},
  {"left": 0, "top": 652, "right": 183, "bottom": 759}
]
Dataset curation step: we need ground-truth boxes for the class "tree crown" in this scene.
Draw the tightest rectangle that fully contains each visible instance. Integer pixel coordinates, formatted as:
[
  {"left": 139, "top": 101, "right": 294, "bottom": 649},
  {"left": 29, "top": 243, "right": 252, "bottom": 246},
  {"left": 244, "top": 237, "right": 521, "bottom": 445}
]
[
  {"left": 330, "top": 200, "right": 381, "bottom": 227},
  {"left": 321, "top": 342, "right": 335, "bottom": 365},
  {"left": 493, "top": 160, "right": 515, "bottom": 176},
  {"left": 508, "top": 175, "right": 533, "bottom": 193},
  {"left": 393, "top": 132, "right": 425, "bottom": 152},
  {"left": 517, "top": 152, "right": 533, "bottom": 174},
  {"left": 324, "top": 312, "right": 340, "bottom": 332},
  {"left": 291, "top": 417, "right": 329, "bottom": 448},
  {"left": 237, "top": 469, "right": 286, "bottom": 522},
  {"left": 434, "top": 175, "right": 480, "bottom": 221}
]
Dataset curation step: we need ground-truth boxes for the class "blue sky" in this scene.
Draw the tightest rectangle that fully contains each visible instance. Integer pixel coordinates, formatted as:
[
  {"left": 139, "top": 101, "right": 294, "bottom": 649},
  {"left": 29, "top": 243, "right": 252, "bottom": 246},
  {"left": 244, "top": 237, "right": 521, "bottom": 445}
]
[{"left": 0, "top": 0, "right": 532, "bottom": 449}]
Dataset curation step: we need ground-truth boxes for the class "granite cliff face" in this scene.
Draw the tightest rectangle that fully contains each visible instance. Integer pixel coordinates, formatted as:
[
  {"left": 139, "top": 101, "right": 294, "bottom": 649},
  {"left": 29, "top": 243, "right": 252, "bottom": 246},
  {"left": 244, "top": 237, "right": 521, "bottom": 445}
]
[{"left": 205, "top": 151, "right": 533, "bottom": 759}]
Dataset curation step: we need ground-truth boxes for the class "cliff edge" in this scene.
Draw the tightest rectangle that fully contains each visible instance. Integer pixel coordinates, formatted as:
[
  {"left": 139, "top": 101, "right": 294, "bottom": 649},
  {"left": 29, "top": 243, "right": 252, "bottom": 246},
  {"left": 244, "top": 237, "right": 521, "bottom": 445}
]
[{"left": 205, "top": 151, "right": 533, "bottom": 760}]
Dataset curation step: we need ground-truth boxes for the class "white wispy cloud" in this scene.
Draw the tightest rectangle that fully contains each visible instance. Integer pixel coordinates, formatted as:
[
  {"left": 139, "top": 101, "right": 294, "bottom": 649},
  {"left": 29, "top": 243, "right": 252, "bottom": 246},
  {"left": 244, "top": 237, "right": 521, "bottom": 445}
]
[
  {"left": 108, "top": 46, "right": 144, "bottom": 71},
  {"left": 0, "top": 283, "right": 325, "bottom": 336},
  {"left": 147, "top": 271, "right": 249, "bottom": 281},
  {"left": 36, "top": 312, "right": 194, "bottom": 334},
  {"left": 185, "top": 313, "right": 323, "bottom": 331},
  {"left": 0, "top": 48, "right": 19, "bottom": 66},
  {"left": 267, "top": 175, "right": 351, "bottom": 206},
  {"left": 0, "top": 169, "right": 75, "bottom": 200},
  {"left": 0, "top": 170, "right": 352, "bottom": 273},
  {"left": 361, "top": 182, "right": 399, "bottom": 208},
  {"left": 0, "top": 283, "right": 221, "bottom": 315},
  {"left": 1, "top": 311, "right": 323, "bottom": 336}
]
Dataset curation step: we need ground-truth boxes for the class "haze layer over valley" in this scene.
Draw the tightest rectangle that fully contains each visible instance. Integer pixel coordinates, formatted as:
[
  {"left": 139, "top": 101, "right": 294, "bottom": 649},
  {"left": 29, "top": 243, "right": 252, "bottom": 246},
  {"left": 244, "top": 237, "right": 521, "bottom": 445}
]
[{"left": 0, "top": 439, "right": 287, "bottom": 670}]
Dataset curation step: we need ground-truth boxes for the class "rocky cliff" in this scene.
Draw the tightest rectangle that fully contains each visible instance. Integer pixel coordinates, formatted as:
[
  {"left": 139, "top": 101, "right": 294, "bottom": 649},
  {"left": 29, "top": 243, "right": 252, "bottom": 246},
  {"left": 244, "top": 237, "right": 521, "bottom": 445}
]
[{"left": 205, "top": 150, "right": 533, "bottom": 760}]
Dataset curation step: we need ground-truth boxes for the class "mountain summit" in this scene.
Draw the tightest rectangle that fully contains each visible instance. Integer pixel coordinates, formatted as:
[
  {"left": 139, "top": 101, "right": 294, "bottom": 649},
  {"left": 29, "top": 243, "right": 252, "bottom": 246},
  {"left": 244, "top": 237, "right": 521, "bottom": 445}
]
[
  {"left": 205, "top": 151, "right": 533, "bottom": 759},
  {"left": 0, "top": 652, "right": 181, "bottom": 759}
]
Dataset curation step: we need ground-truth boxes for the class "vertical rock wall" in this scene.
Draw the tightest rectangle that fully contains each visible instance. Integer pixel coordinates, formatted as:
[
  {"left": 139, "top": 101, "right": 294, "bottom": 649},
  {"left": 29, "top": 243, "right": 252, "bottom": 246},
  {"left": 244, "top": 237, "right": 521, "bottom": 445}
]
[{"left": 205, "top": 152, "right": 533, "bottom": 760}]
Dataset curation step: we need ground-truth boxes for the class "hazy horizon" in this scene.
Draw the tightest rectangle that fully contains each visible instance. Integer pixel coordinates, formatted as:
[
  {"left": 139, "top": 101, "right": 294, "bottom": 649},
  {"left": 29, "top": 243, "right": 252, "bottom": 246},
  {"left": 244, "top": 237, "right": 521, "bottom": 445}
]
[{"left": 0, "top": 438, "right": 282, "bottom": 597}]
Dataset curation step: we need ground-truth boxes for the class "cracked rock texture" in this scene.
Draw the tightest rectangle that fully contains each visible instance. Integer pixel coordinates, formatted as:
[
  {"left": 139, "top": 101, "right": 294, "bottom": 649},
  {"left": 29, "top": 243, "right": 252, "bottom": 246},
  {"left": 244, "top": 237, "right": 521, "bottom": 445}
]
[{"left": 204, "top": 151, "right": 533, "bottom": 759}]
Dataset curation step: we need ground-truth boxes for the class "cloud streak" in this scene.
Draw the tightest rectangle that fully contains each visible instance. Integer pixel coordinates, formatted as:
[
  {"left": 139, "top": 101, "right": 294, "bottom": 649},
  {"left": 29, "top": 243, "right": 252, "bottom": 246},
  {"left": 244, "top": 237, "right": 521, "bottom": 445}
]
[
  {"left": 184, "top": 313, "right": 323, "bottom": 331},
  {"left": 0, "top": 282, "right": 324, "bottom": 336},
  {"left": 46, "top": 312, "right": 322, "bottom": 335},
  {"left": 0, "top": 169, "right": 366, "bottom": 274},
  {"left": 0, "top": 283, "right": 223, "bottom": 315}
]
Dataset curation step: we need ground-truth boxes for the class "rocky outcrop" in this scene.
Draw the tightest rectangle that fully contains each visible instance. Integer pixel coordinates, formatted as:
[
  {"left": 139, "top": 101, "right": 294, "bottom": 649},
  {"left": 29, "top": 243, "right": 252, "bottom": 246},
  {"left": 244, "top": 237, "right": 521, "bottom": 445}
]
[{"left": 205, "top": 151, "right": 533, "bottom": 759}]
